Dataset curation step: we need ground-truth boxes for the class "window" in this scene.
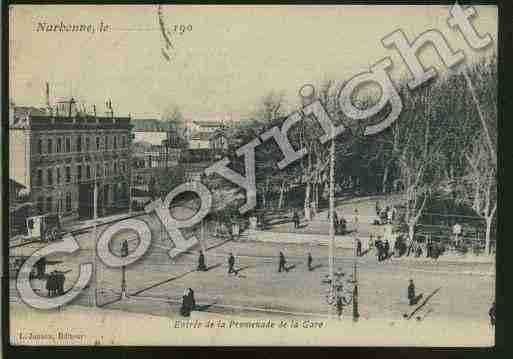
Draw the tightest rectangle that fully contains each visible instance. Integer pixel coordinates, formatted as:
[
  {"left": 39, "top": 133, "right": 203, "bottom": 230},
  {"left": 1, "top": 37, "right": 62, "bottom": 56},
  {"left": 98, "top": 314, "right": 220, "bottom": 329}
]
[
  {"left": 46, "top": 197, "right": 53, "bottom": 212},
  {"left": 105, "top": 136, "right": 110, "bottom": 150},
  {"left": 121, "top": 135, "right": 126, "bottom": 148},
  {"left": 96, "top": 164, "right": 101, "bottom": 178},
  {"left": 57, "top": 138, "right": 62, "bottom": 152},
  {"left": 86, "top": 165, "right": 91, "bottom": 179},
  {"left": 36, "top": 169, "right": 43, "bottom": 186},
  {"left": 66, "top": 192, "right": 72, "bottom": 212},
  {"left": 38, "top": 139, "right": 43, "bottom": 154},
  {"left": 96, "top": 136, "right": 100, "bottom": 150},
  {"left": 47, "top": 168, "right": 53, "bottom": 185},
  {"left": 65, "top": 137, "right": 71, "bottom": 152},
  {"left": 77, "top": 165, "right": 82, "bottom": 181},
  {"left": 47, "top": 139, "right": 53, "bottom": 154},
  {"left": 104, "top": 163, "right": 108, "bottom": 177},
  {"left": 113, "top": 136, "right": 117, "bottom": 149},
  {"left": 77, "top": 136, "right": 82, "bottom": 152},
  {"left": 65, "top": 166, "right": 71, "bottom": 183},
  {"left": 86, "top": 137, "right": 91, "bottom": 151},
  {"left": 113, "top": 162, "right": 118, "bottom": 175},
  {"left": 56, "top": 167, "right": 61, "bottom": 184}
]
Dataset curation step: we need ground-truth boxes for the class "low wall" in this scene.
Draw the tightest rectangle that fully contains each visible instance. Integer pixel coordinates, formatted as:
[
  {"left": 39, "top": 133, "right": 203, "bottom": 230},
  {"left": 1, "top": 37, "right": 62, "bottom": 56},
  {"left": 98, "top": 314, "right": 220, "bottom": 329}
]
[{"left": 245, "top": 229, "right": 372, "bottom": 250}]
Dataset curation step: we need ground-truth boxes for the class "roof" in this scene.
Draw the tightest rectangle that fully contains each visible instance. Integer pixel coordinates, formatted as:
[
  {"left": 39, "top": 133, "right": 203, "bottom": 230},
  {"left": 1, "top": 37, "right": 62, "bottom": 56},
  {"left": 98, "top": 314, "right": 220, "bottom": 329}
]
[
  {"left": 14, "top": 106, "right": 47, "bottom": 118},
  {"left": 190, "top": 132, "right": 211, "bottom": 141},
  {"left": 9, "top": 178, "right": 26, "bottom": 190},
  {"left": 209, "top": 129, "right": 228, "bottom": 139},
  {"left": 132, "top": 118, "right": 178, "bottom": 131},
  {"left": 192, "top": 120, "right": 224, "bottom": 128}
]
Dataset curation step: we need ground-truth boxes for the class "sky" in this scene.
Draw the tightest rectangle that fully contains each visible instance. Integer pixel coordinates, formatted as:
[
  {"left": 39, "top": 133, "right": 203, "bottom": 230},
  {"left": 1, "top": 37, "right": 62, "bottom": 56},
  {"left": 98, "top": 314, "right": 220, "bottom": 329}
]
[{"left": 9, "top": 5, "right": 497, "bottom": 121}]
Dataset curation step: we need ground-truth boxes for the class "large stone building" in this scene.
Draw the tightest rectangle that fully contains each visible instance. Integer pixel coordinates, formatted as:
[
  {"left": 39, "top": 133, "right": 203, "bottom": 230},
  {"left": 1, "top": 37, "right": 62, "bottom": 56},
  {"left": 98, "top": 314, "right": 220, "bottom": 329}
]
[{"left": 9, "top": 98, "right": 132, "bottom": 220}]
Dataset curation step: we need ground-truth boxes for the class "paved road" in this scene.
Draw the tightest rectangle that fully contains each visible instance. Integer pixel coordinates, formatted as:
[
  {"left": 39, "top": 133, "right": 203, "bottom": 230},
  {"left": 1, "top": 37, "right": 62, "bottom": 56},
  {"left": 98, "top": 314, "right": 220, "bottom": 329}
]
[{"left": 11, "top": 225, "right": 494, "bottom": 324}]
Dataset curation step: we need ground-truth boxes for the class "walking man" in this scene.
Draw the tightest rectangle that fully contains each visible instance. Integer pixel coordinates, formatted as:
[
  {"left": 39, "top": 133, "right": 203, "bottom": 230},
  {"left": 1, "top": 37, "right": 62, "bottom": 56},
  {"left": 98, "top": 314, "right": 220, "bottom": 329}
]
[
  {"left": 228, "top": 253, "right": 235, "bottom": 274},
  {"left": 278, "top": 251, "right": 287, "bottom": 273},
  {"left": 197, "top": 250, "right": 207, "bottom": 271},
  {"left": 408, "top": 279, "right": 416, "bottom": 306},
  {"left": 336, "top": 296, "right": 344, "bottom": 320},
  {"left": 293, "top": 210, "right": 300, "bottom": 229},
  {"left": 307, "top": 252, "right": 313, "bottom": 271},
  {"left": 384, "top": 240, "right": 390, "bottom": 259},
  {"left": 356, "top": 238, "right": 362, "bottom": 257},
  {"left": 46, "top": 271, "right": 54, "bottom": 297},
  {"left": 36, "top": 257, "right": 47, "bottom": 279}
]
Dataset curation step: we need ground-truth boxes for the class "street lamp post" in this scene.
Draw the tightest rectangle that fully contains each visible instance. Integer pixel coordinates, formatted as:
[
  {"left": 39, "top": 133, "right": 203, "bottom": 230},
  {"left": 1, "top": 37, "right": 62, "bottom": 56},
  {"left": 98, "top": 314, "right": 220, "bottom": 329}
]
[
  {"left": 352, "top": 231, "right": 360, "bottom": 322},
  {"left": 121, "top": 239, "right": 128, "bottom": 299}
]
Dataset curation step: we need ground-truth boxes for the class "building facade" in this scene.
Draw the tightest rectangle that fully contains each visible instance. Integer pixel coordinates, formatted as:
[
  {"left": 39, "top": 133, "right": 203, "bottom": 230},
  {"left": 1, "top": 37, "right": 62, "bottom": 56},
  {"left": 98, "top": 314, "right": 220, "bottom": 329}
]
[{"left": 9, "top": 101, "right": 132, "bottom": 220}]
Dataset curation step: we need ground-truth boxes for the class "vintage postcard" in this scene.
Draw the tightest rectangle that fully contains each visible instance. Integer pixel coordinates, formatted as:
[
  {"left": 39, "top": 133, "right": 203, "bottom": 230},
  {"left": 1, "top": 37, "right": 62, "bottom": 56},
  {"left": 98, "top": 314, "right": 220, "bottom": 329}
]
[{"left": 7, "top": 4, "right": 497, "bottom": 347}]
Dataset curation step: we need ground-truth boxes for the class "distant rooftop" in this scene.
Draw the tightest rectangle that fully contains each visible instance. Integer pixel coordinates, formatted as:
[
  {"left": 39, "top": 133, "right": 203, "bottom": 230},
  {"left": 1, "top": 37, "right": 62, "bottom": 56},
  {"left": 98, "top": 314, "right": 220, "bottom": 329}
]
[{"left": 132, "top": 118, "right": 180, "bottom": 132}]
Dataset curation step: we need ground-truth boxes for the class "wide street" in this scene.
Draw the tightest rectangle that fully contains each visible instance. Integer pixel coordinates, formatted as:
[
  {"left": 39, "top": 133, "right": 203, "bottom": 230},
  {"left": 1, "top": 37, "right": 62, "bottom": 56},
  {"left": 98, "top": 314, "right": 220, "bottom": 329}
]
[{"left": 10, "top": 211, "right": 495, "bottom": 325}]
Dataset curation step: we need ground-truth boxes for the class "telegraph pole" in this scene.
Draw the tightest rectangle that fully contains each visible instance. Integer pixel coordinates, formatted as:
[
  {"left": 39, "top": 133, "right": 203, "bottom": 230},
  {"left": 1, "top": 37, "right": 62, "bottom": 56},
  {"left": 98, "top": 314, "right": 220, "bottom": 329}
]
[{"left": 328, "top": 118, "right": 336, "bottom": 316}]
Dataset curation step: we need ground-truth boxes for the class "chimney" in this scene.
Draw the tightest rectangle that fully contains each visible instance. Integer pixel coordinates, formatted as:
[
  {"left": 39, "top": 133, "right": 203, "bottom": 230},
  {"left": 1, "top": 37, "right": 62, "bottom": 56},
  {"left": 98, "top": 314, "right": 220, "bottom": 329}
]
[{"left": 45, "top": 82, "right": 50, "bottom": 107}]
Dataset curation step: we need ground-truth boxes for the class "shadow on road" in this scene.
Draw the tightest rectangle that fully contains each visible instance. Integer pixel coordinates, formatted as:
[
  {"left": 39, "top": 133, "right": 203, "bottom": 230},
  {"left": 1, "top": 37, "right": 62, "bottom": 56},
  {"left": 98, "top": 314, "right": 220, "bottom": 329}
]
[
  {"left": 205, "top": 263, "right": 222, "bottom": 271},
  {"left": 130, "top": 268, "right": 197, "bottom": 296},
  {"left": 310, "top": 264, "right": 323, "bottom": 271}
]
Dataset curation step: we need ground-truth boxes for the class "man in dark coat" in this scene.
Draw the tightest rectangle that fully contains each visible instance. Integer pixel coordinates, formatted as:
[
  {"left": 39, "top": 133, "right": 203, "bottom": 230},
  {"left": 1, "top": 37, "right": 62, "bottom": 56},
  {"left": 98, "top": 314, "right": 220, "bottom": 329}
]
[
  {"left": 180, "top": 288, "right": 194, "bottom": 317},
  {"left": 56, "top": 271, "right": 65, "bottom": 295},
  {"left": 336, "top": 296, "right": 344, "bottom": 319},
  {"left": 384, "top": 240, "right": 390, "bottom": 259},
  {"left": 489, "top": 302, "right": 496, "bottom": 326},
  {"left": 356, "top": 238, "right": 362, "bottom": 257},
  {"left": 279, "top": 251, "right": 287, "bottom": 273},
  {"left": 375, "top": 238, "right": 383, "bottom": 261},
  {"left": 121, "top": 239, "right": 129, "bottom": 258},
  {"left": 46, "top": 272, "right": 54, "bottom": 297},
  {"left": 197, "top": 250, "right": 207, "bottom": 271},
  {"left": 36, "top": 257, "right": 47, "bottom": 279},
  {"left": 292, "top": 211, "right": 300, "bottom": 229},
  {"left": 228, "top": 253, "right": 235, "bottom": 274},
  {"left": 408, "top": 279, "right": 416, "bottom": 305},
  {"left": 307, "top": 252, "right": 313, "bottom": 271}
]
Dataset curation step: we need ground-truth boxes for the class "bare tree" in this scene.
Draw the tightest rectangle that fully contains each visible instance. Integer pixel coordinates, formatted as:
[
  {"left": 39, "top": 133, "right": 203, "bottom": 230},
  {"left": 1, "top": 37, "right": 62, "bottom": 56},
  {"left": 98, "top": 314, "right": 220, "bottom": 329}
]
[
  {"left": 396, "top": 90, "right": 447, "bottom": 253},
  {"left": 463, "top": 135, "right": 497, "bottom": 254}
]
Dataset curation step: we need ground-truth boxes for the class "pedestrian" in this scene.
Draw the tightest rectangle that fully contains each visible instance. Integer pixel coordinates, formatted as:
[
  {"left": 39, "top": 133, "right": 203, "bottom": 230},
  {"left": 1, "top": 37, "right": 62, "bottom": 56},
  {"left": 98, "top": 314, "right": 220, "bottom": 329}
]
[
  {"left": 376, "top": 237, "right": 383, "bottom": 261},
  {"left": 356, "top": 238, "right": 362, "bottom": 257},
  {"left": 336, "top": 296, "right": 344, "bottom": 319},
  {"left": 46, "top": 272, "right": 54, "bottom": 297},
  {"left": 228, "top": 253, "right": 235, "bottom": 274},
  {"left": 36, "top": 257, "right": 47, "bottom": 279},
  {"left": 375, "top": 201, "right": 381, "bottom": 216},
  {"left": 180, "top": 289, "right": 192, "bottom": 317},
  {"left": 408, "top": 279, "right": 416, "bottom": 306},
  {"left": 339, "top": 215, "right": 347, "bottom": 234},
  {"left": 121, "top": 239, "right": 129, "bottom": 257},
  {"left": 197, "top": 250, "right": 207, "bottom": 271},
  {"left": 54, "top": 271, "right": 64, "bottom": 295},
  {"left": 307, "top": 252, "right": 313, "bottom": 271},
  {"left": 489, "top": 302, "right": 496, "bottom": 326},
  {"left": 354, "top": 208, "right": 359, "bottom": 229},
  {"left": 188, "top": 288, "right": 196, "bottom": 310},
  {"left": 387, "top": 207, "right": 393, "bottom": 224},
  {"left": 278, "top": 251, "right": 287, "bottom": 273},
  {"left": 293, "top": 210, "right": 300, "bottom": 229},
  {"left": 384, "top": 240, "right": 390, "bottom": 259}
]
